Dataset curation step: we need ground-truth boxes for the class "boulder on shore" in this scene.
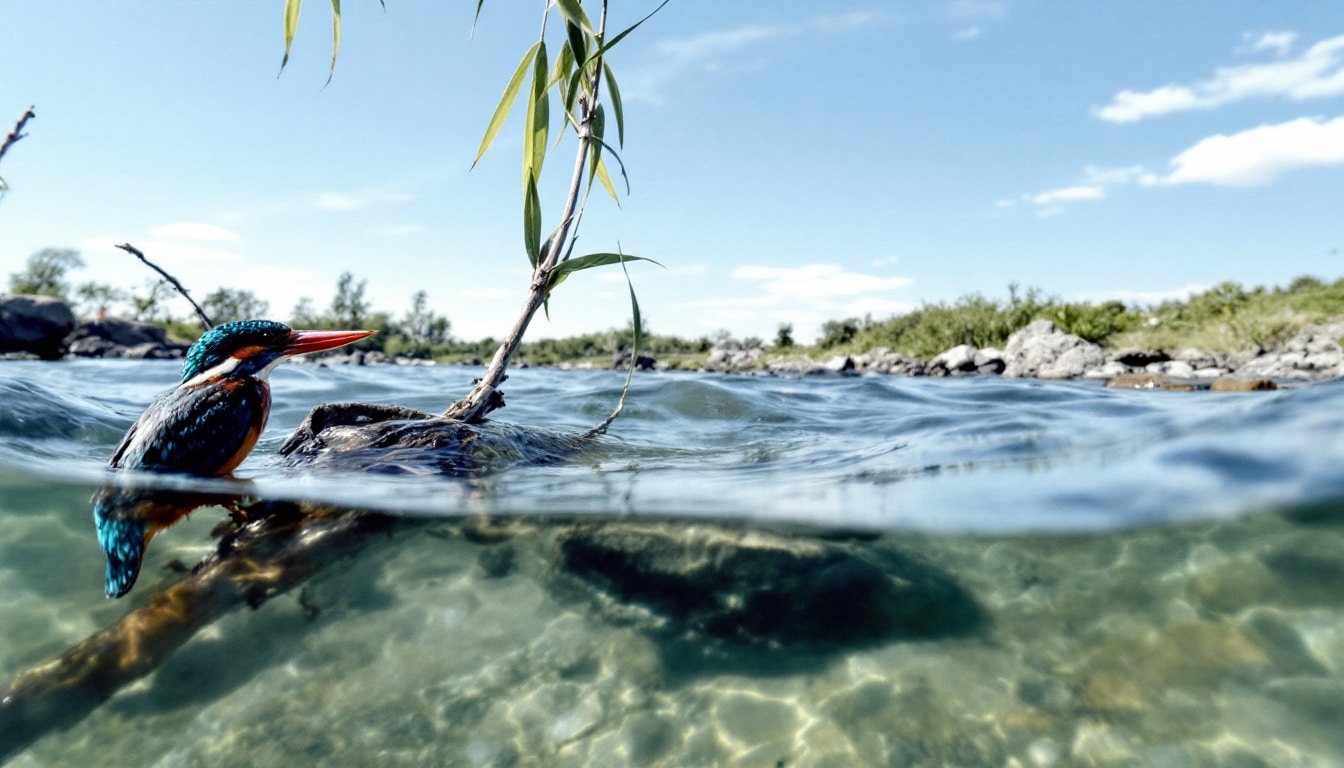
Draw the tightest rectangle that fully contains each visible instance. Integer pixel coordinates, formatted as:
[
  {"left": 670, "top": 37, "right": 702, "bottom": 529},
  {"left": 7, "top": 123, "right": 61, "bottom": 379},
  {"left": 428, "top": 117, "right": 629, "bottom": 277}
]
[
  {"left": 1002, "top": 319, "right": 1105, "bottom": 379},
  {"left": 64, "top": 317, "right": 189, "bottom": 359},
  {"left": 0, "top": 294, "right": 77, "bottom": 360}
]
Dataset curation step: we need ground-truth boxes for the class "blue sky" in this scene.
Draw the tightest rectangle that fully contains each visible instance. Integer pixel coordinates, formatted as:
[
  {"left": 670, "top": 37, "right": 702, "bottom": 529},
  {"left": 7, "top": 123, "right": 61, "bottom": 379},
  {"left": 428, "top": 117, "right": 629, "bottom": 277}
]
[{"left": 2, "top": 2, "right": 1342, "bottom": 343}]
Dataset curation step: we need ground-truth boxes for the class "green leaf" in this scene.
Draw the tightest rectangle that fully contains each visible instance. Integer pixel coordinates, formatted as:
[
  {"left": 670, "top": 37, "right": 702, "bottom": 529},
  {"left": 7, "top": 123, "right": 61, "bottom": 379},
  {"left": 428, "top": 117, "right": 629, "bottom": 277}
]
[
  {"left": 596, "top": 138, "right": 630, "bottom": 193},
  {"left": 594, "top": 155, "right": 619, "bottom": 203},
  {"left": 550, "top": 42, "right": 576, "bottom": 147},
  {"left": 524, "top": 172, "right": 542, "bottom": 269},
  {"left": 326, "top": 0, "right": 341, "bottom": 86},
  {"left": 603, "top": 63, "right": 625, "bottom": 147},
  {"left": 522, "top": 41, "right": 550, "bottom": 192},
  {"left": 471, "top": 0, "right": 485, "bottom": 38},
  {"left": 472, "top": 40, "right": 542, "bottom": 170},
  {"left": 546, "top": 252, "right": 662, "bottom": 291},
  {"left": 280, "top": 0, "right": 303, "bottom": 74},
  {"left": 565, "top": 21, "right": 588, "bottom": 67},
  {"left": 554, "top": 0, "right": 594, "bottom": 35}
]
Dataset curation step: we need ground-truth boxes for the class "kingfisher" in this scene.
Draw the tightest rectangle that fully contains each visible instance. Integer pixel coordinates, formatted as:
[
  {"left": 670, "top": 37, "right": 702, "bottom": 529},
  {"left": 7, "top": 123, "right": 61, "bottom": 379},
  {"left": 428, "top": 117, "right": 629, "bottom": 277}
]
[{"left": 94, "top": 319, "right": 376, "bottom": 598}]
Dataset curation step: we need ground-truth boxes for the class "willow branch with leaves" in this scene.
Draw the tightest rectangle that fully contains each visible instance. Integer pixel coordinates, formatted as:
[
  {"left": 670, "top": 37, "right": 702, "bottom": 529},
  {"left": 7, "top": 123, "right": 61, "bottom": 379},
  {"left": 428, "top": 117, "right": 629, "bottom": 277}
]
[{"left": 283, "top": 0, "right": 664, "bottom": 427}]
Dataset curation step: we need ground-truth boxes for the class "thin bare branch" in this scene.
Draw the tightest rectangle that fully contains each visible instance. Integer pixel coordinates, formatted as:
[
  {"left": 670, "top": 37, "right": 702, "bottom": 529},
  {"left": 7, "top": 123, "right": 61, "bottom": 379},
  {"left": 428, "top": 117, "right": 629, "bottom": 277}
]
[
  {"left": 445, "top": 0, "right": 610, "bottom": 425},
  {"left": 0, "top": 106, "right": 36, "bottom": 167},
  {"left": 115, "top": 242, "right": 214, "bottom": 331}
]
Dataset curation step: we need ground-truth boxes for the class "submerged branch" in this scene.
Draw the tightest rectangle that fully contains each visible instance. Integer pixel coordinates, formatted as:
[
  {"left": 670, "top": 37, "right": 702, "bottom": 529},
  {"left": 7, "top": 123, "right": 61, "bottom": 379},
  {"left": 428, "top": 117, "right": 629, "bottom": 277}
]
[
  {"left": 445, "top": 0, "right": 610, "bottom": 425},
  {"left": 115, "top": 242, "right": 214, "bottom": 331},
  {"left": 0, "top": 106, "right": 35, "bottom": 167},
  {"left": 0, "top": 502, "right": 393, "bottom": 762}
]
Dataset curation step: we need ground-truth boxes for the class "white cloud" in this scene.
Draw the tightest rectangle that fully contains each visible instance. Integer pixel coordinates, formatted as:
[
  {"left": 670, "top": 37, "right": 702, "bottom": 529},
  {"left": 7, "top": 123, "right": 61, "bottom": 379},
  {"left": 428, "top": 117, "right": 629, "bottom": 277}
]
[
  {"left": 734, "top": 263, "right": 913, "bottom": 297},
  {"left": 1029, "top": 185, "right": 1105, "bottom": 205},
  {"left": 1241, "top": 31, "right": 1298, "bottom": 57},
  {"left": 954, "top": 26, "right": 983, "bottom": 41},
  {"left": 149, "top": 222, "right": 239, "bottom": 242},
  {"left": 1096, "top": 33, "right": 1344, "bottom": 123},
  {"left": 1153, "top": 116, "right": 1344, "bottom": 187},
  {"left": 686, "top": 263, "right": 915, "bottom": 342},
  {"left": 628, "top": 12, "right": 892, "bottom": 103}
]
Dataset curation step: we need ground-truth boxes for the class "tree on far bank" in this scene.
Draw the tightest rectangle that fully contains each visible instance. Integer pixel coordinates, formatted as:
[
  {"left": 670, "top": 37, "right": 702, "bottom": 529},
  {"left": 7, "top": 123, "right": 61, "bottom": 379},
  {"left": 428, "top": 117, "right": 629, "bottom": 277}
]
[
  {"left": 7, "top": 247, "right": 83, "bottom": 300},
  {"left": 330, "top": 271, "right": 369, "bottom": 328},
  {"left": 201, "top": 288, "right": 270, "bottom": 325},
  {"left": 402, "top": 290, "right": 451, "bottom": 344}
]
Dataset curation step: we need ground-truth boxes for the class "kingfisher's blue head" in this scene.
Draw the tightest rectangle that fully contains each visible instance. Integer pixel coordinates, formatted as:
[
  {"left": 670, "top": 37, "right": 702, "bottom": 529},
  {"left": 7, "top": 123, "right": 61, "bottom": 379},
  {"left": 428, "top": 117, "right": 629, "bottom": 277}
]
[{"left": 181, "top": 320, "right": 376, "bottom": 386}]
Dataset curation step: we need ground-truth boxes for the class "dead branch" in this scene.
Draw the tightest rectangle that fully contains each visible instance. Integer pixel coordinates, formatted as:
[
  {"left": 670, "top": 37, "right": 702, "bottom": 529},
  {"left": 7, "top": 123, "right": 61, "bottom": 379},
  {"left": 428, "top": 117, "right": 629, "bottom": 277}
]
[
  {"left": 0, "top": 502, "right": 394, "bottom": 763},
  {"left": 115, "top": 242, "right": 214, "bottom": 331},
  {"left": 0, "top": 106, "right": 35, "bottom": 168}
]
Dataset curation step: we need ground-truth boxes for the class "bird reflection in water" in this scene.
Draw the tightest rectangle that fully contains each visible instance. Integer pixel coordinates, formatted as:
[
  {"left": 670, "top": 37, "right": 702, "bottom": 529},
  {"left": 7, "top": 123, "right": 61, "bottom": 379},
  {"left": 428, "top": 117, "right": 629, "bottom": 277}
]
[{"left": 93, "top": 320, "right": 375, "bottom": 597}]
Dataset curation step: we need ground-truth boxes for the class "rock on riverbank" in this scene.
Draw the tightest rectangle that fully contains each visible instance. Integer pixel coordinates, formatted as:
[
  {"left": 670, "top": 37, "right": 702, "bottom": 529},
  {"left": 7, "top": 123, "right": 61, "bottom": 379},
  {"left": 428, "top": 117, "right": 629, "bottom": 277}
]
[
  {"left": 0, "top": 295, "right": 76, "bottom": 360},
  {"left": 719, "top": 318, "right": 1344, "bottom": 389}
]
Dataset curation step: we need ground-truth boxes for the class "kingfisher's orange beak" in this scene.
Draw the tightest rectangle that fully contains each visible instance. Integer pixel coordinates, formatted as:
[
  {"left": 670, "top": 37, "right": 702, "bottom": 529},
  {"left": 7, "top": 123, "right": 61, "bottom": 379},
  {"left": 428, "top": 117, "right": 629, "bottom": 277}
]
[{"left": 282, "top": 329, "right": 377, "bottom": 356}]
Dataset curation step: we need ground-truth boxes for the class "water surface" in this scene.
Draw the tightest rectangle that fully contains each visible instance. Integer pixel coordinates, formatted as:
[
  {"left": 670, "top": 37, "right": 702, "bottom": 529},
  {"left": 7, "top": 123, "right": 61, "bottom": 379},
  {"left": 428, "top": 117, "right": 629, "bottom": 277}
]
[{"left": 1, "top": 360, "right": 1342, "bottom": 766}]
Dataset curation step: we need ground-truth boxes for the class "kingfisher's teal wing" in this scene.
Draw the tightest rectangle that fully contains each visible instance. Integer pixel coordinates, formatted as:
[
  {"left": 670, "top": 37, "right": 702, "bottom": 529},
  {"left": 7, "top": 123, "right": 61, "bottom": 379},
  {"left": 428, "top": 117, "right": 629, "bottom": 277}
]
[{"left": 110, "top": 379, "right": 270, "bottom": 476}]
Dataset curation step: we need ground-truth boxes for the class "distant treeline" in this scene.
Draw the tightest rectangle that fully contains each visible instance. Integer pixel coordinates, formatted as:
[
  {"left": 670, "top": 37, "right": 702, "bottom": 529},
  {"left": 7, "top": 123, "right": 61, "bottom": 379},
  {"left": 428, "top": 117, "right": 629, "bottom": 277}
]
[{"left": 9, "top": 247, "right": 1344, "bottom": 363}]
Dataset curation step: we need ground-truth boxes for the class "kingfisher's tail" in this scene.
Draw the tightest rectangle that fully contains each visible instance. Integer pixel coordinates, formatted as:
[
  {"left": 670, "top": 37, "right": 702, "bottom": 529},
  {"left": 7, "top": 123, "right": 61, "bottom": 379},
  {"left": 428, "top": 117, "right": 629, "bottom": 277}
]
[{"left": 93, "top": 498, "right": 149, "bottom": 599}]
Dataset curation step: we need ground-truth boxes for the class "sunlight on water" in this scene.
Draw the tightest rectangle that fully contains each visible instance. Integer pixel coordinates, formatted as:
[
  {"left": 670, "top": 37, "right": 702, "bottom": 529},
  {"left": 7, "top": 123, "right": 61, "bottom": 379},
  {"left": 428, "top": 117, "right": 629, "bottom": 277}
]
[{"left": 1, "top": 360, "right": 1344, "bottom": 766}]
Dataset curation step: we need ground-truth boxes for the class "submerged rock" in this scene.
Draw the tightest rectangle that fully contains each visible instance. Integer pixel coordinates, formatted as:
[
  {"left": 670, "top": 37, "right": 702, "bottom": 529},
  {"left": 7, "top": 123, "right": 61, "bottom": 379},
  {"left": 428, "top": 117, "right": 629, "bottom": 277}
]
[
  {"left": 1211, "top": 376, "right": 1278, "bottom": 392},
  {"left": 554, "top": 522, "right": 985, "bottom": 649},
  {"left": 0, "top": 294, "right": 76, "bottom": 360}
]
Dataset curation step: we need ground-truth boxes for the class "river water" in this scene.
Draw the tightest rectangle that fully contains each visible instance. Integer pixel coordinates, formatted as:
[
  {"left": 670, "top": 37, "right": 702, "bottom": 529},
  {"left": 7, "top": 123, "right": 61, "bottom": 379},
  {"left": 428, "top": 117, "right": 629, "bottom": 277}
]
[{"left": 1, "top": 359, "right": 1343, "bottom": 766}]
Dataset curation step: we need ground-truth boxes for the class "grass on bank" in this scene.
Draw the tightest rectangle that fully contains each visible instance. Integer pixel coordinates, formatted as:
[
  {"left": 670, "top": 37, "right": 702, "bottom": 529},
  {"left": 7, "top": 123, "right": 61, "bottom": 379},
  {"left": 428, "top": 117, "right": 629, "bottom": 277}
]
[
  {"left": 138, "top": 275, "right": 1344, "bottom": 368},
  {"left": 813, "top": 277, "right": 1344, "bottom": 361}
]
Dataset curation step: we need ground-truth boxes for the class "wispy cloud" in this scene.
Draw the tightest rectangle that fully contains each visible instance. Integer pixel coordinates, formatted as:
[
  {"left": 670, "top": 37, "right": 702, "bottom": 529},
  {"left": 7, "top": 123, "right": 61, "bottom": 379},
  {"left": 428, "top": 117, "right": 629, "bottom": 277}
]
[
  {"left": 734, "top": 263, "right": 913, "bottom": 297},
  {"left": 1030, "top": 185, "right": 1105, "bottom": 206},
  {"left": 1152, "top": 115, "right": 1344, "bottom": 186},
  {"left": 1010, "top": 165, "right": 1152, "bottom": 216},
  {"left": 627, "top": 11, "right": 892, "bottom": 103},
  {"left": 692, "top": 263, "right": 913, "bottom": 341},
  {"left": 953, "top": 27, "right": 984, "bottom": 41},
  {"left": 1010, "top": 113, "right": 1344, "bottom": 213},
  {"left": 1096, "top": 33, "right": 1344, "bottom": 123},
  {"left": 1240, "top": 30, "right": 1298, "bottom": 57}
]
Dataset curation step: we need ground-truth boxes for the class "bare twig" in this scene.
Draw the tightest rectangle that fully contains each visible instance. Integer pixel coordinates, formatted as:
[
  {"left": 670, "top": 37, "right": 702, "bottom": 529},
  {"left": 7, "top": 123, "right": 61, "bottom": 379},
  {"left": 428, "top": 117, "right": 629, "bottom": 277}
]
[
  {"left": 115, "top": 242, "right": 214, "bottom": 331},
  {"left": 0, "top": 106, "right": 35, "bottom": 167},
  {"left": 445, "top": 0, "right": 610, "bottom": 425}
]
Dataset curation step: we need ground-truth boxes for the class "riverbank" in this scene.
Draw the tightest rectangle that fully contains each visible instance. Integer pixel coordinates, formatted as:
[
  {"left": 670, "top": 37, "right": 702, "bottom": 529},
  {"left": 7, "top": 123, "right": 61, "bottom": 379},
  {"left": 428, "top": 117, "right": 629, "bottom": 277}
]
[{"left": 5, "top": 277, "right": 1344, "bottom": 390}]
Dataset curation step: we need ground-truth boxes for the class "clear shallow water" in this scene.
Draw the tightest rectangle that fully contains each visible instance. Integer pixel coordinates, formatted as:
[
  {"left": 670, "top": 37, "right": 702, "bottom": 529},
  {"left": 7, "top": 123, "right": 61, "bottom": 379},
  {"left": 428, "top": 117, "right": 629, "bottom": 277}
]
[{"left": 1, "top": 360, "right": 1343, "bottom": 766}]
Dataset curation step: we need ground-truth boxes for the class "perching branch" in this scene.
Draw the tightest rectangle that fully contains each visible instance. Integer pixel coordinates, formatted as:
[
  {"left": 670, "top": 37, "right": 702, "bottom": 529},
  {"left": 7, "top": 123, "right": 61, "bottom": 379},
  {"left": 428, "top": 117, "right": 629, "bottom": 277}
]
[
  {"left": 115, "top": 242, "right": 214, "bottom": 331},
  {"left": 0, "top": 105, "right": 35, "bottom": 167},
  {"left": 445, "top": 1, "right": 610, "bottom": 425},
  {"left": 0, "top": 501, "right": 395, "bottom": 763}
]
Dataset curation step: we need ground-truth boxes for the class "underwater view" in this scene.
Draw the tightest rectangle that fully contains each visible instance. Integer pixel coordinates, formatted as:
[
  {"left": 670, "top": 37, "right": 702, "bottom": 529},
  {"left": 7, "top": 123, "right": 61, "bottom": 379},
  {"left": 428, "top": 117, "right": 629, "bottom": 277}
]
[{"left": 3, "top": 359, "right": 1344, "bottom": 766}]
